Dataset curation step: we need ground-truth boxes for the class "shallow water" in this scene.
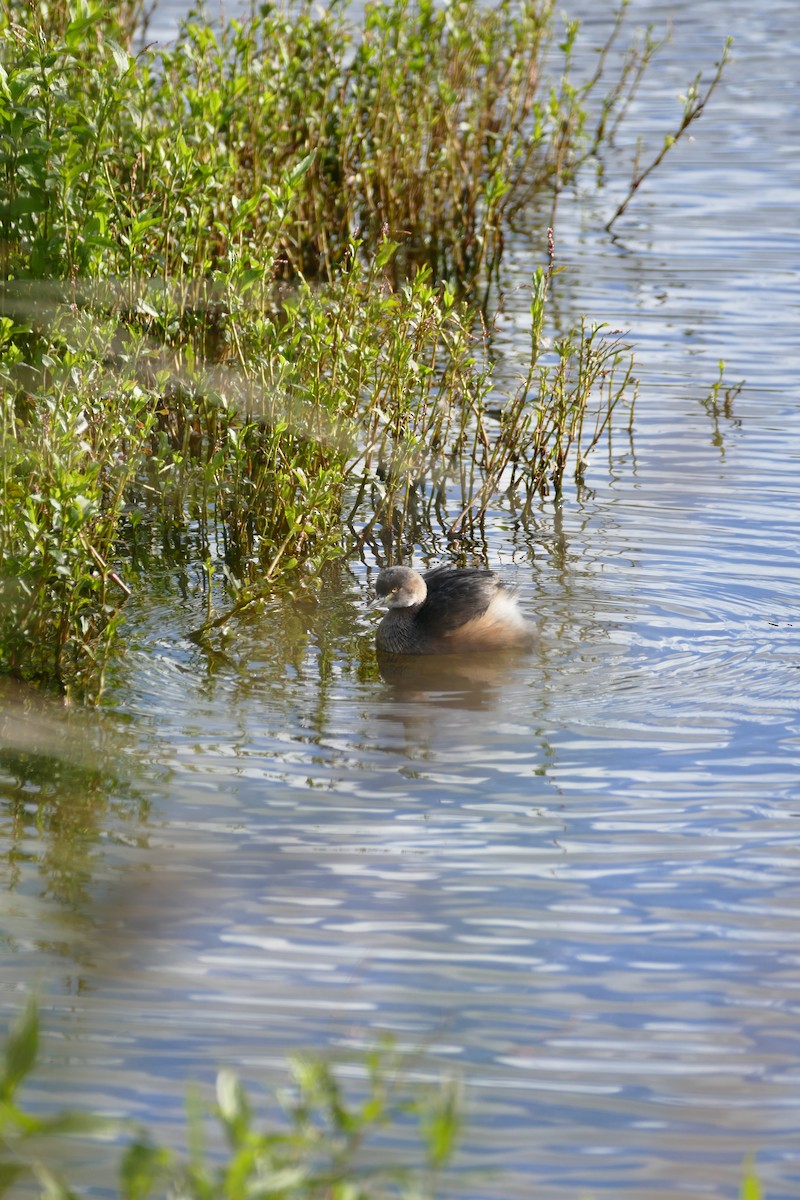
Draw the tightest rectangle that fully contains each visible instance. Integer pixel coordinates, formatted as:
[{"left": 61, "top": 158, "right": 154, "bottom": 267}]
[{"left": 2, "top": 0, "right": 800, "bottom": 1196}]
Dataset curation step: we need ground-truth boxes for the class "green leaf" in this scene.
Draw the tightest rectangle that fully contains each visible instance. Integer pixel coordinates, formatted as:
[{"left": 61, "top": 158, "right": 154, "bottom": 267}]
[
  {"left": 420, "top": 1081, "right": 461, "bottom": 1168},
  {"left": 64, "top": 10, "right": 104, "bottom": 49},
  {"left": 119, "top": 1139, "right": 172, "bottom": 1200},
  {"left": 239, "top": 267, "right": 265, "bottom": 290},
  {"left": 30, "top": 1162, "right": 77, "bottom": 1200},
  {"left": 376, "top": 238, "right": 399, "bottom": 270},
  {"left": 216, "top": 1069, "right": 251, "bottom": 1145},
  {"left": 1, "top": 193, "right": 49, "bottom": 217},
  {"left": 287, "top": 150, "right": 316, "bottom": 190},
  {"left": 1, "top": 1000, "right": 38, "bottom": 1102},
  {"left": 106, "top": 38, "right": 131, "bottom": 76},
  {"left": 130, "top": 216, "right": 161, "bottom": 239},
  {"left": 135, "top": 298, "right": 160, "bottom": 320},
  {"left": 0, "top": 1161, "right": 28, "bottom": 1197},
  {"left": 740, "top": 1157, "right": 762, "bottom": 1200},
  {"left": 249, "top": 1166, "right": 308, "bottom": 1195}
]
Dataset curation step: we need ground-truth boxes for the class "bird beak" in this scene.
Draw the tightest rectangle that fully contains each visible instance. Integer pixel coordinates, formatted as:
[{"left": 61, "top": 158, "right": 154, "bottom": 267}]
[{"left": 366, "top": 594, "right": 385, "bottom": 612}]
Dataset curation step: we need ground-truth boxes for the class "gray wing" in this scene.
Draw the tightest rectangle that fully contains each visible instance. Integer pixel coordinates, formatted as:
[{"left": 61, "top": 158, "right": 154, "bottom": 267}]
[{"left": 418, "top": 566, "right": 500, "bottom": 638}]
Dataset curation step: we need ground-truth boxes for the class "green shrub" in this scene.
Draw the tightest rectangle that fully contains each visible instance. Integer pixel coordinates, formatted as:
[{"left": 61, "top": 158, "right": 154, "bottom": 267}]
[{"left": 0, "top": 322, "right": 153, "bottom": 698}]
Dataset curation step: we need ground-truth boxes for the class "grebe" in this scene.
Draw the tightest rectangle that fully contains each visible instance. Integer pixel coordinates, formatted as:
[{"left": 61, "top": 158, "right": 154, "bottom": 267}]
[{"left": 367, "top": 565, "right": 532, "bottom": 654}]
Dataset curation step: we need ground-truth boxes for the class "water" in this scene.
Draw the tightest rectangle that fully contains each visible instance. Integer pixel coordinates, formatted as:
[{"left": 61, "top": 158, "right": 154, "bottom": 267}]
[{"left": 2, "top": 0, "right": 800, "bottom": 1195}]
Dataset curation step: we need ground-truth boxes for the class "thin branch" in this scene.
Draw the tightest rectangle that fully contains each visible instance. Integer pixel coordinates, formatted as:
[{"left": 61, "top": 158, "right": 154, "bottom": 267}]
[{"left": 606, "top": 38, "right": 732, "bottom": 231}]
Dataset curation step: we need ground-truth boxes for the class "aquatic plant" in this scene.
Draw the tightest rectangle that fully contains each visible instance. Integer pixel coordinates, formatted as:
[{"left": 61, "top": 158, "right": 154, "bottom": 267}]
[{"left": 605, "top": 38, "right": 733, "bottom": 230}]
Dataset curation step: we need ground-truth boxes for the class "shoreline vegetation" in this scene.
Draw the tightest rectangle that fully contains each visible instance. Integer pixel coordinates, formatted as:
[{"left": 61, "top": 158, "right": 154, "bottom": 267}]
[{"left": 0, "top": 0, "right": 726, "bottom": 698}]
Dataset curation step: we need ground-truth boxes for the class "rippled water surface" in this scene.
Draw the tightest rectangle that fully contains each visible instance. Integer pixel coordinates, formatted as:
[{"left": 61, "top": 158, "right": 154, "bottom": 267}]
[{"left": 2, "top": 0, "right": 800, "bottom": 1196}]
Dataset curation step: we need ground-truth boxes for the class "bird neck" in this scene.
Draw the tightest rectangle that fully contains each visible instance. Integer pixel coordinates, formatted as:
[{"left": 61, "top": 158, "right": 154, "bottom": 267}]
[{"left": 377, "top": 607, "right": 426, "bottom": 654}]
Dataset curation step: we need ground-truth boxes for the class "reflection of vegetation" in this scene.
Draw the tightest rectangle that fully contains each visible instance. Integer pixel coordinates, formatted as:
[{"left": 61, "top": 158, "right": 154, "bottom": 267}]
[
  {"left": 0, "top": 0, "right": 726, "bottom": 696},
  {"left": 0, "top": 1001, "right": 461, "bottom": 1199},
  {"left": 0, "top": 680, "right": 147, "bottom": 910}
]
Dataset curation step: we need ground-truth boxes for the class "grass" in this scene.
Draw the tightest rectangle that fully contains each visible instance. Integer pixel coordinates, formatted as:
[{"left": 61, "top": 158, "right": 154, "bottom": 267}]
[{"left": 0, "top": 0, "right": 728, "bottom": 695}]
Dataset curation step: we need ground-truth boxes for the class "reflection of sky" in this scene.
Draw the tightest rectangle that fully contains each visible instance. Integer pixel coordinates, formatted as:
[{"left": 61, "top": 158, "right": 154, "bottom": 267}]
[{"left": 5, "top": 0, "right": 800, "bottom": 1196}]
